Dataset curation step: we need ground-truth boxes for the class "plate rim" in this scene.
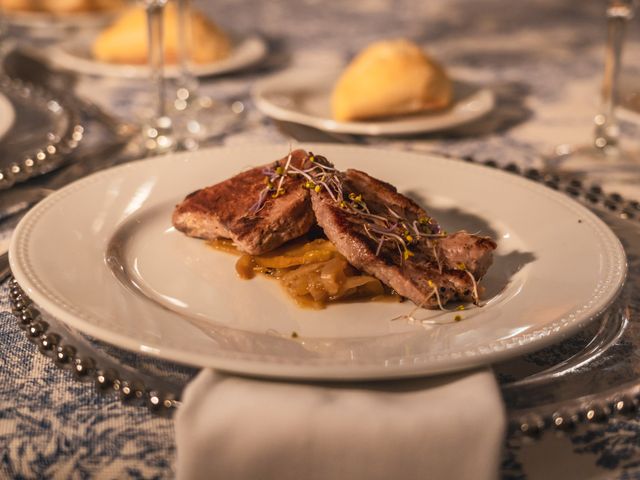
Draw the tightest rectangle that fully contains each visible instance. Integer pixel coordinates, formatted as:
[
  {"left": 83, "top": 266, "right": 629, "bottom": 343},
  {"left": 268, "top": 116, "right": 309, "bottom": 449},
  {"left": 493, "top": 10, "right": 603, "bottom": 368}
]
[
  {"left": 251, "top": 70, "right": 495, "bottom": 136},
  {"left": 9, "top": 144, "right": 628, "bottom": 380}
]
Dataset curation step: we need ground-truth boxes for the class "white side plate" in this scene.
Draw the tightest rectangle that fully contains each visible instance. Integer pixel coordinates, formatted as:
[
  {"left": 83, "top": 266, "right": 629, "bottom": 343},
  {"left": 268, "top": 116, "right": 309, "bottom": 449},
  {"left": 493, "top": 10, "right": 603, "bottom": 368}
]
[
  {"left": 10, "top": 144, "right": 626, "bottom": 380},
  {"left": 47, "top": 30, "right": 268, "bottom": 79},
  {"left": 252, "top": 69, "right": 495, "bottom": 135}
]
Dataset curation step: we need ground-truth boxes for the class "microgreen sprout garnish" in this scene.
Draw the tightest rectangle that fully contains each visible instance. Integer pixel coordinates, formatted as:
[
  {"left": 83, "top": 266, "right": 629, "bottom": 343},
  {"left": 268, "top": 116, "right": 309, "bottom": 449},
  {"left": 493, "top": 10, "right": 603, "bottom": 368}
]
[
  {"left": 391, "top": 292, "right": 432, "bottom": 323},
  {"left": 391, "top": 278, "right": 450, "bottom": 323},
  {"left": 391, "top": 298, "right": 469, "bottom": 327},
  {"left": 309, "top": 164, "right": 442, "bottom": 264},
  {"left": 246, "top": 150, "right": 484, "bottom": 314},
  {"left": 427, "top": 279, "right": 447, "bottom": 311},
  {"left": 253, "top": 151, "right": 448, "bottom": 269},
  {"left": 246, "top": 151, "right": 294, "bottom": 215},
  {"left": 455, "top": 262, "right": 482, "bottom": 306}
]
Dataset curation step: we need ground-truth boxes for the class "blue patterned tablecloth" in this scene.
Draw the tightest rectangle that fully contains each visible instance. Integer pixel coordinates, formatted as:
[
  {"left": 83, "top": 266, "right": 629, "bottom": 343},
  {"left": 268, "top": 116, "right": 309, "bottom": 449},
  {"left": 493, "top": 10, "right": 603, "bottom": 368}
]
[{"left": 2, "top": 0, "right": 640, "bottom": 478}]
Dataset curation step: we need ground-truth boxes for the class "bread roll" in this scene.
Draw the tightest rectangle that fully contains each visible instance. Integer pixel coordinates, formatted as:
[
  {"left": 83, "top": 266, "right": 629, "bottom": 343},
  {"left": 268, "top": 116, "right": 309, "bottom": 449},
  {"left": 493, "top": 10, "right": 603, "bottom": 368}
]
[
  {"left": 92, "top": 3, "right": 230, "bottom": 65},
  {"left": 331, "top": 39, "right": 452, "bottom": 122},
  {"left": 1, "top": 0, "right": 123, "bottom": 13}
]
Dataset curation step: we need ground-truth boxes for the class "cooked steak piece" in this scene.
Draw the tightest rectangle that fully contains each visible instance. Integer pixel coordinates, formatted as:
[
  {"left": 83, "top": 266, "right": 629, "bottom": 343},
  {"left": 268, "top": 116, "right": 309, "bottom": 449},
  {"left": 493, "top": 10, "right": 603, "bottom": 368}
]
[
  {"left": 311, "top": 168, "right": 496, "bottom": 308},
  {"left": 439, "top": 232, "right": 496, "bottom": 280},
  {"left": 172, "top": 149, "right": 314, "bottom": 255}
]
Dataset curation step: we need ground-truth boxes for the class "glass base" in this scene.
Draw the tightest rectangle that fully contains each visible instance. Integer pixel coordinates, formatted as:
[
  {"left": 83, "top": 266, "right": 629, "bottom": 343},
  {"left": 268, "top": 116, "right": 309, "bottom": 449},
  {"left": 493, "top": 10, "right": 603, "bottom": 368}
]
[
  {"left": 172, "top": 95, "right": 246, "bottom": 151},
  {"left": 544, "top": 143, "right": 640, "bottom": 195},
  {"left": 547, "top": 143, "right": 639, "bottom": 170},
  {"left": 122, "top": 114, "right": 176, "bottom": 159}
]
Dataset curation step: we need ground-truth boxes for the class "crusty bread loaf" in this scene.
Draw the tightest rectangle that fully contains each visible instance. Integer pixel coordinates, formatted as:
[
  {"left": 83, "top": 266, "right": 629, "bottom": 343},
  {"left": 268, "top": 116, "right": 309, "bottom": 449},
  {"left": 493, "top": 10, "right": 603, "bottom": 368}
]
[
  {"left": 331, "top": 38, "right": 452, "bottom": 122},
  {"left": 1, "top": 0, "right": 123, "bottom": 13},
  {"left": 92, "top": 3, "right": 230, "bottom": 65}
]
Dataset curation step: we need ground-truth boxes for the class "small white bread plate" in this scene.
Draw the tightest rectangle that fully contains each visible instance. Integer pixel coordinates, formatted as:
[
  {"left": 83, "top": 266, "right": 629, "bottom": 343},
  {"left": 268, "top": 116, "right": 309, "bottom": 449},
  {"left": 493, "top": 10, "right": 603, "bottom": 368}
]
[
  {"left": 252, "top": 69, "right": 495, "bottom": 136},
  {"left": 10, "top": 144, "right": 626, "bottom": 380},
  {"left": 47, "top": 30, "right": 267, "bottom": 79}
]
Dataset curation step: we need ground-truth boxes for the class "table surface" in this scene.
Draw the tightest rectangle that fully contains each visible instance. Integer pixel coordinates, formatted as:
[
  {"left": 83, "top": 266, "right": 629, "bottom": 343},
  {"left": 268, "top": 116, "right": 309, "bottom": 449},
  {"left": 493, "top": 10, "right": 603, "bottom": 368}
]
[{"left": 1, "top": 0, "right": 640, "bottom": 478}]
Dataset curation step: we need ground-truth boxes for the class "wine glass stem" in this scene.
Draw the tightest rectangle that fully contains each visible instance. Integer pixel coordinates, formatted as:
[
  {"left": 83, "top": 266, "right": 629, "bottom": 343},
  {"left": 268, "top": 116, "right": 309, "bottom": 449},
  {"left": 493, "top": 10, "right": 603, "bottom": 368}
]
[
  {"left": 147, "top": 0, "right": 167, "bottom": 119},
  {"left": 143, "top": 0, "right": 174, "bottom": 153},
  {"left": 176, "top": 0, "right": 199, "bottom": 104},
  {"left": 0, "top": 9, "right": 8, "bottom": 63},
  {"left": 593, "top": 0, "right": 634, "bottom": 151}
]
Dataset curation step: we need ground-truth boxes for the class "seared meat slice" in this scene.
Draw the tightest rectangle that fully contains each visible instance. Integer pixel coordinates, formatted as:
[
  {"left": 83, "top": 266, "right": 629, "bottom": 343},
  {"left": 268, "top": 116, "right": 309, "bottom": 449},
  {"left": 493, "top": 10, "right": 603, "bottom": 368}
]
[
  {"left": 439, "top": 232, "right": 496, "bottom": 280},
  {"left": 311, "top": 168, "right": 496, "bottom": 308},
  {"left": 172, "top": 149, "right": 314, "bottom": 255}
]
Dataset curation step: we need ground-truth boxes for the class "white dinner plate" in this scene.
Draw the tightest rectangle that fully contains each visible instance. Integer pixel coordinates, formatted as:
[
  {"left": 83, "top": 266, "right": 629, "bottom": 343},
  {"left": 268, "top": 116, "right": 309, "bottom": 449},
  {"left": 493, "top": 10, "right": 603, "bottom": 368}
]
[
  {"left": 10, "top": 144, "right": 626, "bottom": 380},
  {"left": 47, "top": 30, "right": 268, "bottom": 79},
  {"left": 252, "top": 69, "right": 495, "bottom": 136},
  {"left": 0, "top": 92, "right": 15, "bottom": 142}
]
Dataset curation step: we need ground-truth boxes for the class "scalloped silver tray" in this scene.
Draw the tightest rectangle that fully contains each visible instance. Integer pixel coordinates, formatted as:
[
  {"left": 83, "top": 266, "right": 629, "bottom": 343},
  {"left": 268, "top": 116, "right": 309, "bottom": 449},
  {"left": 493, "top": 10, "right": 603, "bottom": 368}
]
[{"left": 0, "top": 75, "right": 83, "bottom": 190}]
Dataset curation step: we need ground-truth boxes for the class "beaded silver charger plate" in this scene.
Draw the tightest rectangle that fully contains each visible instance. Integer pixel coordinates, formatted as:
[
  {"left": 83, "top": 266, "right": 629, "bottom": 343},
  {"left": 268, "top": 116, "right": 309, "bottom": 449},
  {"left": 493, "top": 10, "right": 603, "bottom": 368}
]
[
  {"left": 496, "top": 203, "right": 640, "bottom": 435},
  {"left": 8, "top": 144, "right": 626, "bottom": 382},
  {"left": 0, "top": 75, "right": 83, "bottom": 190},
  {"left": 6, "top": 148, "right": 640, "bottom": 426}
]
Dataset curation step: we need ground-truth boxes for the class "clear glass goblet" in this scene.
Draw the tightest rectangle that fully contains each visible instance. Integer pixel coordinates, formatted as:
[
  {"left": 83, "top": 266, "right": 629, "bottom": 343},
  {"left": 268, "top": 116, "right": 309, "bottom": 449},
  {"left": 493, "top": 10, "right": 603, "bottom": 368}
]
[
  {"left": 172, "top": 0, "right": 245, "bottom": 150},
  {"left": 141, "top": 0, "right": 176, "bottom": 155},
  {"left": 546, "top": 0, "right": 637, "bottom": 174}
]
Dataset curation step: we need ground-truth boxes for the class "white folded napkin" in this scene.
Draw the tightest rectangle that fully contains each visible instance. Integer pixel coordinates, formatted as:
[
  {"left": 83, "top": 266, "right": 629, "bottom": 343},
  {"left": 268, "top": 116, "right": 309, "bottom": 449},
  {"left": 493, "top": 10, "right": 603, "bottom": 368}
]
[{"left": 175, "top": 368, "right": 505, "bottom": 480}]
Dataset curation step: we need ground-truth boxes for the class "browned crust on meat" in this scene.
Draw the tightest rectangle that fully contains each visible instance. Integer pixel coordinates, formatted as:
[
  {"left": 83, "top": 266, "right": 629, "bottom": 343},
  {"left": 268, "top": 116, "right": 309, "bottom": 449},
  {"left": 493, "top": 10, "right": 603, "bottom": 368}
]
[
  {"left": 345, "top": 169, "right": 424, "bottom": 216},
  {"left": 172, "top": 149, "right": 315, "bottom": 255},
  {"left": 173, "top": 150, "right": 497, "bottom": 308},
  {"left": 310, "top": 169, "right": 496, "bottom": 308},
  {"left": 439, "top": 232, "right": 497, "bottom": 279},
  {"left": 310, "top": 190, "right": 445, "bottom": 307}
]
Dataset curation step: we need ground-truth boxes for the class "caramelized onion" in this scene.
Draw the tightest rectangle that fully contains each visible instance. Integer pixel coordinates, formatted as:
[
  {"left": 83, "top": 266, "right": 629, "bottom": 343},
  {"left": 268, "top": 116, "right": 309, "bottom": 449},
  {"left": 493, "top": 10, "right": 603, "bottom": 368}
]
[{"left": 208, "top": 236, "right": 399, "bottom": 308}]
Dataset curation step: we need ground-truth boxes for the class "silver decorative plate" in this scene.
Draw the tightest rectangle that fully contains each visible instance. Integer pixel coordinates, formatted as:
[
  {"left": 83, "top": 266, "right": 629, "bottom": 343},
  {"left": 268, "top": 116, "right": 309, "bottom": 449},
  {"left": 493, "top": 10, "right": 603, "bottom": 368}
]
[
  {"left": 497, "top": 202, "right": 640, "bottom": 434},
  {"left": 7, "top": 153, "right": 640, "bottom": 428},
  {"left": 0, "top": 75, "right": 83, "bottom": 190}
]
